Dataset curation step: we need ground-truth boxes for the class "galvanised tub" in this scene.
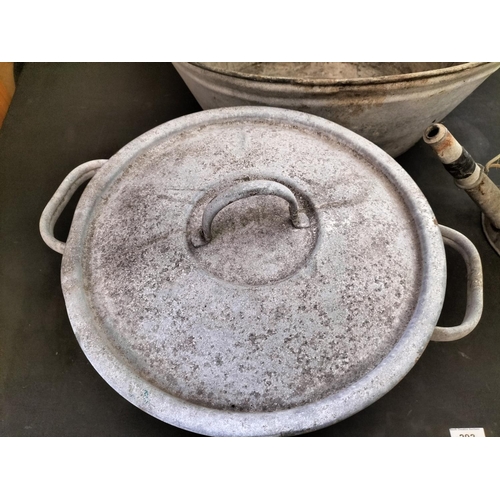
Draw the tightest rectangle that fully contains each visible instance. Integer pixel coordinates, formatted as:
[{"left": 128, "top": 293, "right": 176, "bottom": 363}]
[{"left": 173, "top": 62, "right": 500, "bottom": 157}]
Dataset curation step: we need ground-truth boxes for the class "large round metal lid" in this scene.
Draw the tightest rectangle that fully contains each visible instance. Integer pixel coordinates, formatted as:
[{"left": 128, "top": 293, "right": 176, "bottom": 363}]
[{"left": 62, "top": 107, "right": 446, "bottom": 436}]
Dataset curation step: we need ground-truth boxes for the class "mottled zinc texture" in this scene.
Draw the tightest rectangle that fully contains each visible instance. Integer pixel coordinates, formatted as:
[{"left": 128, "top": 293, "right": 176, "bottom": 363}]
[
  {"left": 84, "top": 118, "right": 421, "bottom": 413},
  {"left": 60, "top": 108, "right": 446, "bottom": 435}
]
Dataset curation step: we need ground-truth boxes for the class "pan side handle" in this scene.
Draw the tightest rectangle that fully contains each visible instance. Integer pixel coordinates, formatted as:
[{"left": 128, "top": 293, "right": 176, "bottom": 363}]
[
  {"left": 39, "top": 159, "right": 107, "bottom": 254},
  {"left": 432, "top": 225, "right": 483, "bottom": 342}
]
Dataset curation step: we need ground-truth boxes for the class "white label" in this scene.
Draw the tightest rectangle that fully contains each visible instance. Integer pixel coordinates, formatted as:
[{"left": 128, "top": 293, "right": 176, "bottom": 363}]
[{"left": 449, "top": 428, "right": 485, "bottom": 437}]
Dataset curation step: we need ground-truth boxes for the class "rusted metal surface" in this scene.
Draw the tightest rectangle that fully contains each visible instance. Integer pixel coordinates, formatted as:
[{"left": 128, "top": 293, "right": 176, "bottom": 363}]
[
  {"left": 173, "top": 62, "right": 500, "bottom": 158},
  {"left": 482, "top": 214, "right": 500, "bottom": 256},
  {"left": 424, "top": 123, "right": 500, "bottom": 254},
  {"left": 464, "top": 174, "right": 500, "bottom": 230},
  {"left": 423, "top": 123, "right": 477, "bottom": 179},
  {"left": 39, "top": 107, "right": 483, "bottom": 436},
  {"left": 196, "top": 62, "right": 466, "bottom": 82}
]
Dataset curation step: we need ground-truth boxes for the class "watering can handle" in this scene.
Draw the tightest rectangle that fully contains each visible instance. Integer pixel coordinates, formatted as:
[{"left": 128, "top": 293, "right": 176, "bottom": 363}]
[
  {"left": 432, "top": 225, "right": 483, "bottom": 341},
  {"left": 39, "top": 159, "right": 108, "bottom": 254}
]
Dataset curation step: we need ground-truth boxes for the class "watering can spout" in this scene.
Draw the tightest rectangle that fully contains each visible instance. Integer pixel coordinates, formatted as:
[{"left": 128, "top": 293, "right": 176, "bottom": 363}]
[
  {"left": 423, "top": 124, "right": 478, "bottom": 180},
  {"left": 423, "top": 123, "right": 500, "bottom": 254}
]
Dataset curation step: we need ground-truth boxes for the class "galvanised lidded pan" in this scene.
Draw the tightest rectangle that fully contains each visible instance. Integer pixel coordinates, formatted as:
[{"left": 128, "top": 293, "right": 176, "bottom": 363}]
[{"left": 40, "top": 107, "right": 483, "bottom": 436}]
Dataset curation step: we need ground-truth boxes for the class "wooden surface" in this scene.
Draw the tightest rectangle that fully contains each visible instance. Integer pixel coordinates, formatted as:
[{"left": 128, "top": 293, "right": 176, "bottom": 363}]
[{"left": 0, "top": 62, "right": 15, "bottom": 128}]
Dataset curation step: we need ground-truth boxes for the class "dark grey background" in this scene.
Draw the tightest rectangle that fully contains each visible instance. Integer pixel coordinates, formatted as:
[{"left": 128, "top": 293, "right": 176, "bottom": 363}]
[{"left": 1, "top": 63, "right": 499, "bottom": 436}]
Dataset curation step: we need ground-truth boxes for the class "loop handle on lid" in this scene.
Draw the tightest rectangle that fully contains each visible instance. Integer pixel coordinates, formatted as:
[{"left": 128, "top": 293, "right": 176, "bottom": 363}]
[{"left": 194, "top": 180, "right": 310, "bottom": 246}]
